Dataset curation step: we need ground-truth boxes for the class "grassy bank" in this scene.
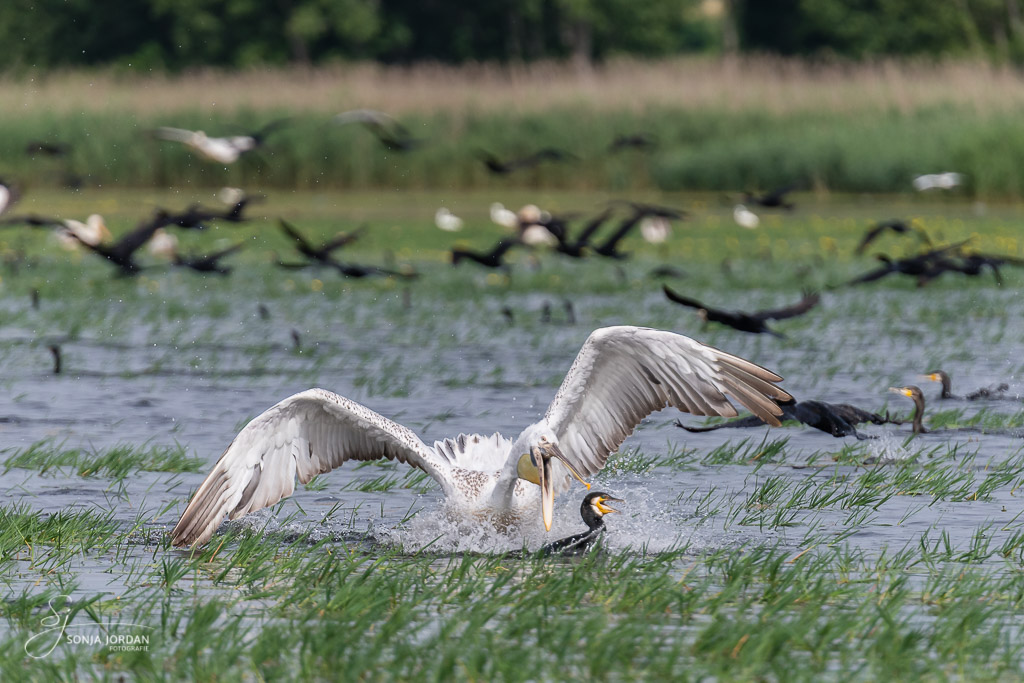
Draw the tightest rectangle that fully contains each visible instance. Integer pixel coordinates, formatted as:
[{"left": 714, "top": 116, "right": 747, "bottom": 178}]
[{"left": 4, "top": 59, "right": 1024, "bottom": 195}]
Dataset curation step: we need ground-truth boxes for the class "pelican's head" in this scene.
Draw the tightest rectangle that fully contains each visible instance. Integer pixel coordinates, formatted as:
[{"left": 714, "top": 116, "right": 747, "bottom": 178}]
[{"left": 515, "top": 437, "right": 591, "bottom": 531}]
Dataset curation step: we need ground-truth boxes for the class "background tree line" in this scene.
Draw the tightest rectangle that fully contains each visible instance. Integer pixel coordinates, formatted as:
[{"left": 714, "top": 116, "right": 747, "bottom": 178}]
[{"left": 2, "top": 0, "right": 1023, "bottom": 70}]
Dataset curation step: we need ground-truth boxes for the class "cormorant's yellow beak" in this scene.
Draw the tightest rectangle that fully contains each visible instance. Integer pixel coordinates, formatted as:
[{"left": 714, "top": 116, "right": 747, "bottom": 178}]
[
  {"left": 595, "top": 496, "right": 623, "bottom": 515},
  {"left": 888, "top": 386, "right": 913, "bottom": 398},
  {"left": 925, "top": 373, "right": 941, "bottom": 382}
]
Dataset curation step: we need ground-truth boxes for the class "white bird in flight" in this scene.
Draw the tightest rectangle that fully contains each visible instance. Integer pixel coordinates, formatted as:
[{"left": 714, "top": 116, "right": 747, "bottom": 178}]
[
  {"left": 489, "top": 203, "right": 519, "bottom": 230},
  {"left": 434, "top": 207, "right": 464, "bottom": 232},
  {"left": 640, "top": 216, "right": 671, "bottom": 244},
  {"left": 912, "top": 172, "right": 963, "bottom": 192},
  {"left": 733, "top": 204, "right": 760, "bottom": 229},
  {"left": 156, "top": 120, "right": 288, "bottom": 164},
  {"left": 171, "top": 326, "right": 790, "bottom": 547},
  {"left": 55, "top": 214, "right": 111, "bottom": 250},
  {"left": 0, "top": 178, "right": 20, "bottom": 216}
]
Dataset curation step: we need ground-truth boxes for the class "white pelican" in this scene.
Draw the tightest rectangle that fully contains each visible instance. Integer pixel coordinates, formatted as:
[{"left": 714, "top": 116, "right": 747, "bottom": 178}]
[
  {"left": 912, "top": 172, "right": 963, "bottom": 192},
  {"left": 434, "top": 207, "right": 464, "bottom": 232},
  {"left": 733, "top": 204, "right": 760, "bottom": 229},
  {"left": 171, "top": 326, "right": 790, "bottom": 547}
]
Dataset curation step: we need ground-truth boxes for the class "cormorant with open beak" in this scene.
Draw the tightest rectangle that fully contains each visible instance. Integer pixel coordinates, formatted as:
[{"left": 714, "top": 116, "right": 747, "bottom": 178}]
[{"left": 541, "top": 492, "right": 622, "bottom": 556}]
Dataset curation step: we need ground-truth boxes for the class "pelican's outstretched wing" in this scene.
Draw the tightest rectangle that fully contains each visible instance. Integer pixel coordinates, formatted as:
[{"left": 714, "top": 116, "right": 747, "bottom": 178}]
[
  {"left": 171, "top": 388, "right": 448, "bottom": 547},
  {"left": 542, "top": 326, "right": 791, "bottom": 476}
]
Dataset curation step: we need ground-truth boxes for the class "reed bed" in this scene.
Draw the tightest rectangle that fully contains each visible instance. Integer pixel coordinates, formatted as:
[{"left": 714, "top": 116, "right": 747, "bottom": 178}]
[
  {"left": 5, "top": 58, "right": 1024, "bottom": 195},
  {"left": 7, "top": 57, "right": 1024, "bottom": 117}
]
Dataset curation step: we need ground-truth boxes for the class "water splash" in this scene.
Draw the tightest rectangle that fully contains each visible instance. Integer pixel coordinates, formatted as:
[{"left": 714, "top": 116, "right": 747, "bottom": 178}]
[
  {"left": 865, "top": 432, "right": 915, "bottom": 465},
  {"left": 223, "top": 477, "right": 765, "bottom": 556}
]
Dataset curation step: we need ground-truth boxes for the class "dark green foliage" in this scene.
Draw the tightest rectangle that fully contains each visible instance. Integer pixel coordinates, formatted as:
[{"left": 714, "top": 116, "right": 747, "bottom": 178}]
[
  {"left": 736, "top": 0, "right": 1024, "bottom": 61},
  {"left": 0, "top": 0, "right": 715, "bottom": 70}
]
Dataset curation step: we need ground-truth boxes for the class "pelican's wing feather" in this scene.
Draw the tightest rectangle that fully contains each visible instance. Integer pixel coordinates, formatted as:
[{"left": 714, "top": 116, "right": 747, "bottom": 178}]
[
  {"left": 432, "top": 432, "right": 514, "bottom": 471},
  {"left": 543, "top": 326, "right": 791, "bottom": 475},
  {"left": 171, "top": 388, "right": 446, "bottom": 547}
]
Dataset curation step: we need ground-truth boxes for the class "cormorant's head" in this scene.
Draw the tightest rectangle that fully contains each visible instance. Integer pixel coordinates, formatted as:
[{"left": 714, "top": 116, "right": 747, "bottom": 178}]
[
  {"left": 922, "top": 370, "right": 952, "bottom": 397},
  {"left": 515, "top": 437, "right": 591, "bottom": 532},
  {"left": 889, "top": 385, "right": 927, "bottom": 433},
  {"left": 581, "top": 492, "right": 622, "bottom": 529},
  {"left": 889, "top": 385, "right": 925, "bottom": 408},
  {"left": 585, "top": 492, "right": 621, "bottom": 516}
]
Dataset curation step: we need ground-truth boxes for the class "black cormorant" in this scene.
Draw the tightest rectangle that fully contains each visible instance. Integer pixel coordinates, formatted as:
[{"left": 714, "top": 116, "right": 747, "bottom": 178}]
[
  {"left": 663, "top": 286, "right": 820, "bottom": 337},
  {"left": 923, "top": 370, "right": 1011, "bottom": 401},
  {"left": 678, "top": 397, "right": 893, "bottom": 439},
  {"left": 541, "top": 492, "right": 622, "bottom": 557}
]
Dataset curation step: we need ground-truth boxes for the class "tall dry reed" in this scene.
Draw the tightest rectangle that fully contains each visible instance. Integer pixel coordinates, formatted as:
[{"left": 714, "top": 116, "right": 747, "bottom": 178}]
[{"left": 6, "top": 57, "right": 1024, "bottom": 117}]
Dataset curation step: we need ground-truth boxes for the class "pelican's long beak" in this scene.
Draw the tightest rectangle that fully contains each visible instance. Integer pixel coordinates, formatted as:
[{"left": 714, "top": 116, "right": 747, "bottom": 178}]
[
  {"left": 531, "top": 443, "right": 591, "bottom": 532},
  {"left": 535, "top": 447, "right": 555, "bottom": 532},
  {"left": 545, "top": 443, "right": 591, "bottom": 490}
]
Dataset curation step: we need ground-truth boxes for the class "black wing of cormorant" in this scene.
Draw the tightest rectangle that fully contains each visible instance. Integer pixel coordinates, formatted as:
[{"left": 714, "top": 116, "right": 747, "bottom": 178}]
[{"left": 753, "top": 291, "right": 820, "bottom": 321}]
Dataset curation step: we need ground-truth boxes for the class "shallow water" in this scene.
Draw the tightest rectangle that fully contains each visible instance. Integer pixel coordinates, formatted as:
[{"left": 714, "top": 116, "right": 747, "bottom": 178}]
[{"left": 2, "top": 192, "right": 1024, "bottom": 606}]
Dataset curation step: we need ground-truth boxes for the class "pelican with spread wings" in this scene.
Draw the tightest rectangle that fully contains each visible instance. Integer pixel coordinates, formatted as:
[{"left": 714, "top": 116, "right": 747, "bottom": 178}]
[{"left": 171, "top": 326, "right": 791, "bottom": 547}]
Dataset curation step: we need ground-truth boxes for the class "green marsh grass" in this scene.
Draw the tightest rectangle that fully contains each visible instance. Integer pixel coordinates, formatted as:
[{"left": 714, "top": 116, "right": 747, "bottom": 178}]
[{"left": 2, "top": 440, "right": 201, "bottom": 478}]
